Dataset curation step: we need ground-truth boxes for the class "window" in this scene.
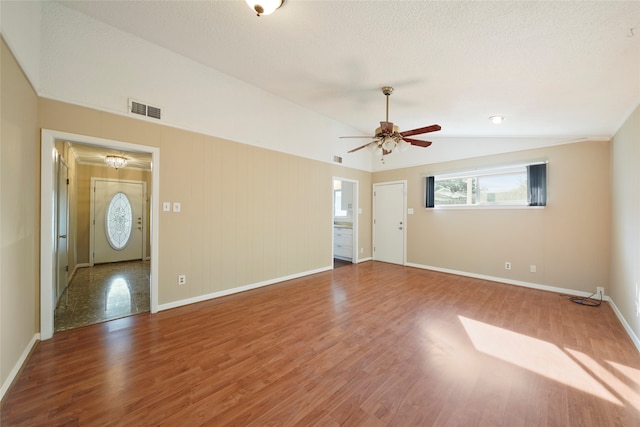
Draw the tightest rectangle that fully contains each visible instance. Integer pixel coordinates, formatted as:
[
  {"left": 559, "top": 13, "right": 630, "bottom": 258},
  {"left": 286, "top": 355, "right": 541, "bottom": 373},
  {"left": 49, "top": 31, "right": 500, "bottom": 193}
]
[
  {"left": 334, "top": 180, "right": 348, "bottom": 217},
  {"left": 106, "top": 192, "right": 133, "bottom": 249},
  {"left": 426, "top": 163, "right": 546, "bottom": 208}
]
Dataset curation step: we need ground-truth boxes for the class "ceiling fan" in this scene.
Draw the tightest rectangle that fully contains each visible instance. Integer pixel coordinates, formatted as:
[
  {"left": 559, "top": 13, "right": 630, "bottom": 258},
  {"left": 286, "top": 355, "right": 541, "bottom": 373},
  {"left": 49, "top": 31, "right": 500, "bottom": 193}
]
[{"left": 341, "top": 86, "right": 441, "bottom": 156}]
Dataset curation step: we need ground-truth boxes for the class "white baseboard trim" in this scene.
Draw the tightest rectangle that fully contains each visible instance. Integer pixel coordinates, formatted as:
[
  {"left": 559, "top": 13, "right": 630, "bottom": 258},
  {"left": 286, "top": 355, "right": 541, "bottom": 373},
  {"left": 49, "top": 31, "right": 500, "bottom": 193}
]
[
  {"left": 406, "top": 262, "right": 600, "bottom": 298},
  {"left": 69, "top": 263, "right": 91, "bottom": 282},
  {"left": 607, "top": 297, "right": 640, "bottom": 353},
  {"left": 1, "top": 333, "right": 39, "bottom": 401},
  {"left": 355, "top": 257, "right": 372, "bottom": 263},
  {"left": 158, "top": 266, "right": 333, "bottom": 311}
]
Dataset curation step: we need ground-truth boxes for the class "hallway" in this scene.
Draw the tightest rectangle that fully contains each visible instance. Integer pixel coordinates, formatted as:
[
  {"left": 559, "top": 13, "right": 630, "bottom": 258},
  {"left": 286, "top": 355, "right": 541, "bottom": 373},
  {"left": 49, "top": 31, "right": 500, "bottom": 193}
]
[{"left": 55, "top": 260, "right": 150, "bottom": 332}]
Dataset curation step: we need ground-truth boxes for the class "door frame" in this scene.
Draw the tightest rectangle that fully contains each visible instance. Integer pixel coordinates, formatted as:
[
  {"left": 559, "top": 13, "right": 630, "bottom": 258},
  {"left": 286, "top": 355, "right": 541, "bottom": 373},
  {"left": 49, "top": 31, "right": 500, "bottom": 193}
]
[
  {"left": 90, "top": 178, "right": 148, "bottom": 266},
  {"left": 40, "top": 129, "right": 160, "bottom": 340},
  {"left": 332, "top": 176, "right": 359, "bottom": 263},
  {"left": 372, "top": 180, "right": 407, "bottom": 265}
]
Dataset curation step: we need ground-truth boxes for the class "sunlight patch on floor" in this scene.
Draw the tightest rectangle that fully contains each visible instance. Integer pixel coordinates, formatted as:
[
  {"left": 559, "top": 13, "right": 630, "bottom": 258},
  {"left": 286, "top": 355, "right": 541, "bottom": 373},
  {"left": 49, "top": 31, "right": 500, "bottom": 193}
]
[
  {"left": 566, "top": 349, "right": 640, "bottom": 411},
  {"left": 607, "top": 360, "right": 640, "bottom": 388},
  {"left": 459, "top": 316, "right": 622, "bottom": 405}
]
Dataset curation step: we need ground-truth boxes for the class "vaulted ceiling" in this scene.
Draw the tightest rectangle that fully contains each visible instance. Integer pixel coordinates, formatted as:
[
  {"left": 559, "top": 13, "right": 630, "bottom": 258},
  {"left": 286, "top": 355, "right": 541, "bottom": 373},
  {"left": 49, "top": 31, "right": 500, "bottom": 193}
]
[{"left": 58, "top": 0, "right": 640, "bottom": 143}]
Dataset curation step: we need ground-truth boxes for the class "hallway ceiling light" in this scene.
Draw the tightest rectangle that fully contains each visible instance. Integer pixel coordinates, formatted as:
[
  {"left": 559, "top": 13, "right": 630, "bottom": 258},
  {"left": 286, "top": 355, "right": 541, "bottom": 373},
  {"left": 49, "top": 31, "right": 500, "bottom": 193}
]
[
  {"left": 105, "top": 155, "right": 128, "bottom": 169},
  {"left": 245, "top": 0, "right": 284, "bottom": 16}
]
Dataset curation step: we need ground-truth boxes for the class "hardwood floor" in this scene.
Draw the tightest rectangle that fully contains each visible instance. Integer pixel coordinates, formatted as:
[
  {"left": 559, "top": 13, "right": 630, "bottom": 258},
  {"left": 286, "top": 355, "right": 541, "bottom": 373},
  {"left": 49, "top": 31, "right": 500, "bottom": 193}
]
[{"left": 2, "top": 262, "right": 640, "bottom": 426}]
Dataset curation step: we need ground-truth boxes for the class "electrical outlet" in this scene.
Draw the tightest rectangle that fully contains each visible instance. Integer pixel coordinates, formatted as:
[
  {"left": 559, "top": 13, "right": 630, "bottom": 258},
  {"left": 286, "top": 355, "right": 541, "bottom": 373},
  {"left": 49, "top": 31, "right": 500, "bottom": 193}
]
[
  {"left": 596, "top": 286, "right": 605, "bottom": 299},
  {"left": 530, "top": 265, "right": 537, "bottom": 273},
  {"left": 178, "top": 274, "right": 186, "bottom": 285},
  {"left": 505, "top": 262, "right": 511, "bottom": 270}
]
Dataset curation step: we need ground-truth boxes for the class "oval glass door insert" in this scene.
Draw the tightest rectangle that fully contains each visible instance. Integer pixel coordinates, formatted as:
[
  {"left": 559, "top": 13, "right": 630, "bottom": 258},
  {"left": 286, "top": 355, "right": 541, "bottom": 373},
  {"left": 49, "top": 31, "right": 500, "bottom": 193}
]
[{"left": 105, "top": 192, "right": 133, "bottom": 250}]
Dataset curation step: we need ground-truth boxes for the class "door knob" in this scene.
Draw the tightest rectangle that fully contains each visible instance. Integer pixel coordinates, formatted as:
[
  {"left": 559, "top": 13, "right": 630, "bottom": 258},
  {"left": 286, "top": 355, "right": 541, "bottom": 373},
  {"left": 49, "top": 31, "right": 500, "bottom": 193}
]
[{"left": 59, "top": 235, "right": 67, "bottom": 239}]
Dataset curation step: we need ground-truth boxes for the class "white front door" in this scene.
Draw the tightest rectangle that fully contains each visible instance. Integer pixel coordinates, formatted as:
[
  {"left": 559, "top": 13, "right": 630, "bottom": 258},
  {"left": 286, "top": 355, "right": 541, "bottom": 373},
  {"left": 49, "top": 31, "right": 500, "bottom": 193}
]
[
  {"left": 373, "top": 181, "right": 406, "bottom": 265},
  {"left": 56, "top": 158, "right": 69, "bottom": 302},
  {"left": 93, "top": 179, "right": 145, "bottom": 264}
]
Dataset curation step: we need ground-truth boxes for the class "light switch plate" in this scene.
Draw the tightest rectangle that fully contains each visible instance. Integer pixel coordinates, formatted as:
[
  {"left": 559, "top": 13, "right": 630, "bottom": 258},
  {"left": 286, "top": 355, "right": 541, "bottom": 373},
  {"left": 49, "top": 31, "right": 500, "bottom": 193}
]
[
  {"left": 408, "top": 208, "right": 414, "bottom": 214},
  {"left": 163, "top": 202, "right": 170, "bottom": 212},
  {"left": 173, "top": 202, "right": 181, "bottom": 212}
]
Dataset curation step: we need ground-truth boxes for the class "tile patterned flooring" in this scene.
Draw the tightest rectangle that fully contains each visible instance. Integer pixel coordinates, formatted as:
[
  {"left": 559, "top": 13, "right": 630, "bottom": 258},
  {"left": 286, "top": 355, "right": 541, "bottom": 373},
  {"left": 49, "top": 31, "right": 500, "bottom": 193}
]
[{"left": 55, "top": 260, "right": 150, "bottom": 332}]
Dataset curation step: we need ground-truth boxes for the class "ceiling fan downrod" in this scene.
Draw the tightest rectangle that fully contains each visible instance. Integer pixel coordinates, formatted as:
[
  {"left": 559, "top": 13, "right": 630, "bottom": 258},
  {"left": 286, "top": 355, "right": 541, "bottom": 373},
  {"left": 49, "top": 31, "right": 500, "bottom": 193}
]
[{"left": 382, "top": 86, "right": 393, "bottom": 122}]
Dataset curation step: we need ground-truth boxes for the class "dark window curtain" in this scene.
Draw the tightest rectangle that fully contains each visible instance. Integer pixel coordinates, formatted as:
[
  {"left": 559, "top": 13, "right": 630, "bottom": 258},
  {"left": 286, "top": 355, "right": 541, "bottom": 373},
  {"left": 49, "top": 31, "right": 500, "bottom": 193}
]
[
  {"left": 425, "top": 176, "right": 435, "bottom": 208},
  {"left": 527, "top": 164, "right": 547, "bottom": 206}
]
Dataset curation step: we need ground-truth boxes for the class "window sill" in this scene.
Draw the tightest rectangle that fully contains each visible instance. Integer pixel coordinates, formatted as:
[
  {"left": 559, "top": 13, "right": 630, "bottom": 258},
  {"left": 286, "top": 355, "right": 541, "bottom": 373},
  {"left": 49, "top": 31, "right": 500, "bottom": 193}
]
[{"left": 430, "top": 205, "right": 545, "bottom": 210}]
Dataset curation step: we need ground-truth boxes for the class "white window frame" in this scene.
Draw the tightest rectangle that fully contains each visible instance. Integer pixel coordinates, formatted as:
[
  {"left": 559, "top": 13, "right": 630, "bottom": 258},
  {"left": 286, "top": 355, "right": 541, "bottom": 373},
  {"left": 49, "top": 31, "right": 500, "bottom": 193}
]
[{"left": 428, "top": 163, "right": 546, "bottom": 210}]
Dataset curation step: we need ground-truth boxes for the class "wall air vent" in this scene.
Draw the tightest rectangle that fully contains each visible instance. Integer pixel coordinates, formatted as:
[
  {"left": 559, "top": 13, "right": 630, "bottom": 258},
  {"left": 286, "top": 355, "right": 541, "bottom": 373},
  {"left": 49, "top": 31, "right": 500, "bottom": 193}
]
[
  {"left": 147, "top": 105, "right": 162, "bottom": 120},
  {"left": 333, "top": 155, "right": 343, "bottom": 164},
  {"left": 128, "top": 99, "right": 162, "bottom": 120}
]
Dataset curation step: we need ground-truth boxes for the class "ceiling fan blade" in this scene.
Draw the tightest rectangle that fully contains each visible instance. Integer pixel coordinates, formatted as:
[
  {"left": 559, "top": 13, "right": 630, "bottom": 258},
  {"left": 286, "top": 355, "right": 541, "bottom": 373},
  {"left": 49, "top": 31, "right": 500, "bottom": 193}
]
[
  {"left": 340, "top": 135, "right": 376, "bottom": 139},
  {"left": 400, "top": 124, "right": 441, "bottom": 137},
  {"left": 348, "top": 142, "right": 373, "bottom": 153},
  {"left": 380, "top": 121, "right": 394, "bottom": 134},
  {"left": 402, "top": 137, "right": 432, "bottom": 148}
]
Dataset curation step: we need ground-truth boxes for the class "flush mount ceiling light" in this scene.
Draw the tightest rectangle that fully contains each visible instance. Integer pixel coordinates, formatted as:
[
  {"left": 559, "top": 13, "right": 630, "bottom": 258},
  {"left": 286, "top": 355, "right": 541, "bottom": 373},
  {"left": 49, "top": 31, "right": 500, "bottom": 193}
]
[
  {"left": 245, "top": 0, "right": 285, "bottom": 16},
  {"left": 490, "top": 116, "right": 505, "bottom": 124},
  {"left": 105, "top": 155, "right": 128, "bottom": 169}
]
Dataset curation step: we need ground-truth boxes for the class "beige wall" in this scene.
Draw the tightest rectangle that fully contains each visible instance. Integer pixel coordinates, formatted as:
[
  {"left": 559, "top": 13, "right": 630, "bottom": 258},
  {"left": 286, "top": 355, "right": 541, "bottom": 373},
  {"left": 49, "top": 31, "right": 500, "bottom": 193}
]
[
  {"left": 610, "top": 104, "right": 640, "bottom": 341},
  {"left": 373, "top": 141, "right": 611, "bottom": 293},
  {"left": 1, "top": 39, "right": 40, "bottom": 391},
  {"left": 75, "top": 164, "right": 151, "bottom": 265},
  {"left": 37, "top": 98, "right": 371, "bottom": 306}
]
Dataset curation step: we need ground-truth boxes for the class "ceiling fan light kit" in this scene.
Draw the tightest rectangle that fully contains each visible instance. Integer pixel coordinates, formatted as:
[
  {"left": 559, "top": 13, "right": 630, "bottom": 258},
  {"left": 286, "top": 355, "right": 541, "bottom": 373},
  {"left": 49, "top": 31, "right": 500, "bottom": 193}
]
[
  {"left": 245, "top": 0, "right": 284, "bottom": 16},
  {"left": 341, "top": 86, "right": 441, "bottom": 156}
]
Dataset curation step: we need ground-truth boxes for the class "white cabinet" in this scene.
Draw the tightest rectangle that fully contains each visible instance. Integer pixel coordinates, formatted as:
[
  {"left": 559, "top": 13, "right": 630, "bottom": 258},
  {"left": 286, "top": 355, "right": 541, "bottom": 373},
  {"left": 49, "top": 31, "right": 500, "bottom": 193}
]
[
  {"left": 334, "top": 227, "right": 353, "bottom": 260},
  {"left": 341, "top": 182, "right": 354, "bottom": 211}
]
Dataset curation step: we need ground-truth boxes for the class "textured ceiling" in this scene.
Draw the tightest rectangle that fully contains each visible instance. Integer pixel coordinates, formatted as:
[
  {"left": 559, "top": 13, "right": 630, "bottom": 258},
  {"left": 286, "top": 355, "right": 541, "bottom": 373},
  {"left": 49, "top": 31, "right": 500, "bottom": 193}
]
[{"left": 59, "top": 0, "right": 639, "bottom": 154}]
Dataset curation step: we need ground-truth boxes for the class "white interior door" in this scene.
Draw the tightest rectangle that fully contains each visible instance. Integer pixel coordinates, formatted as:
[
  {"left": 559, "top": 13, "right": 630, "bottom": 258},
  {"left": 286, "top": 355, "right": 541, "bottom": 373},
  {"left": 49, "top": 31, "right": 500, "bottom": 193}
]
[
  {"left": 373, "top": 181, "right": 406, "bottom": 265},
  {"left": 93, "top": 179, "right": 145, "bottom": 264},
  {"left": 56, "top": 158, "right": 69, "bottom": 302}
]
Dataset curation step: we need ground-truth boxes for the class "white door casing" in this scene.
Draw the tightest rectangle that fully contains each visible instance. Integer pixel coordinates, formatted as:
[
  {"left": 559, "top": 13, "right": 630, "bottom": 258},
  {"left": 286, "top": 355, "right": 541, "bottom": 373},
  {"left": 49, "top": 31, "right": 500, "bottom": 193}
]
[
  {"left": 373, "top": 181, "right": 406, "bottom": 265},
  {"left": 41, "top": 129, "right": 160, "bottom": 341},
  {"left": 92, "top": 179, "right": 146, "bottom": 264}
]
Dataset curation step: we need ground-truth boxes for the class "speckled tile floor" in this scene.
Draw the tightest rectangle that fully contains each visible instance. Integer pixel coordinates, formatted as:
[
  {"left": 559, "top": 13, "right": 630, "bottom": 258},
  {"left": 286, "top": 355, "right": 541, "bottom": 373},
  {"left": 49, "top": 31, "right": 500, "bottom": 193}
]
[{"left": 55, "top": 260, "right": 150, "bottom": 332}]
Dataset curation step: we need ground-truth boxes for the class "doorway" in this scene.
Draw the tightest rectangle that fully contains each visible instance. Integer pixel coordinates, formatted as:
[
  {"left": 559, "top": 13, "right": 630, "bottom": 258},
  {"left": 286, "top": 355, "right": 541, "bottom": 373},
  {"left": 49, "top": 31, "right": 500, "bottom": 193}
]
[
  {"left": 41, "top": 129, "right": 160, "bottom": 340},
  {"left": 373, "top": 181, "right": 406, "bottom": 265},
  {"left": 332, "top": 177, "right": 358, "bottom": 265},
  {"left": 54, "top": 177, "right": 150, "bottom": 332}
]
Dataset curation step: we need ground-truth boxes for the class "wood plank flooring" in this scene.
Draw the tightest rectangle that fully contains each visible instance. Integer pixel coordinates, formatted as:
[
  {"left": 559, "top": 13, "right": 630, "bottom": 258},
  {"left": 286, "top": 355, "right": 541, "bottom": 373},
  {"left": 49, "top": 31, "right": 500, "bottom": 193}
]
[{"left": 2, "top": 261, "right": 640, "bottom": 426}]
